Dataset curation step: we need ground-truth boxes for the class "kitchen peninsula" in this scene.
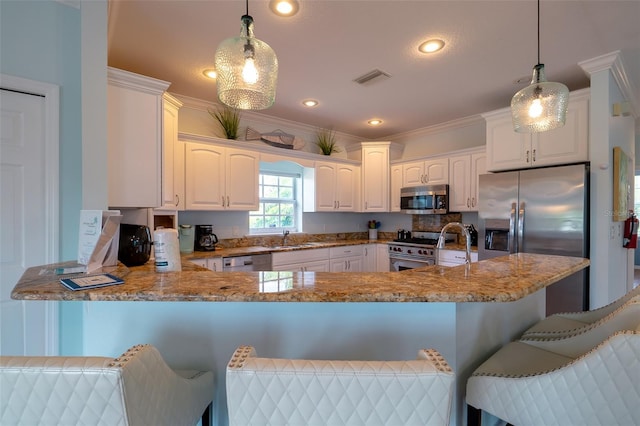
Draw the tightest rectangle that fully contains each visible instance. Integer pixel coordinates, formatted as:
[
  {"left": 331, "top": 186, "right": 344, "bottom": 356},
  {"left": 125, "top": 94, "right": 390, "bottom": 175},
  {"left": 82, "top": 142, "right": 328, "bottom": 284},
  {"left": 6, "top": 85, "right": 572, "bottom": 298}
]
[{"left": 13, "top": 254, "right": 588, "bottom": 426}]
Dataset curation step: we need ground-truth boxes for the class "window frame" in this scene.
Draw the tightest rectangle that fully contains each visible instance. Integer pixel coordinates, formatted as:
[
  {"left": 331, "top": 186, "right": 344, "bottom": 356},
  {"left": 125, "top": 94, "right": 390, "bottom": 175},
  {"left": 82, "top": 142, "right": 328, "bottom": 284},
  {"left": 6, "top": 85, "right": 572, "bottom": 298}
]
[{"left": 249, "top": 172, "right": 299, "bottom": 234}]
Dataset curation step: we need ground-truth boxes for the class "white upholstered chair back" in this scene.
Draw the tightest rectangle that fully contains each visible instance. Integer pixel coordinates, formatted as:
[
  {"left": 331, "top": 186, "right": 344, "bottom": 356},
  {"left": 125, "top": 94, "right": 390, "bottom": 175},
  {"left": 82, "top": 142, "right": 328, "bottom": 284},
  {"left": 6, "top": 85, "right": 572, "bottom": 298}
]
[
  {"left": 0, "top": 344, "right": 214, "bottom": 426},
  {"left": 226, "top": 345, "right": 454, "bottom": 426}
]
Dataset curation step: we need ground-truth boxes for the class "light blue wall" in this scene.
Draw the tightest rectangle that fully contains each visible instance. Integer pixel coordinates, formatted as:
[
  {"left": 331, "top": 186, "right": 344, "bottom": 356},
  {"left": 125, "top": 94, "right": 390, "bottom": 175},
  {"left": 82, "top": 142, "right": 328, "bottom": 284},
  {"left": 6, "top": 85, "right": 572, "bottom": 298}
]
[
  {"left": 1, "top": 0, "right": 83, "bottom": 354},
  {"left": 1, "top": 0, "right": 82, "bottom": 262}
]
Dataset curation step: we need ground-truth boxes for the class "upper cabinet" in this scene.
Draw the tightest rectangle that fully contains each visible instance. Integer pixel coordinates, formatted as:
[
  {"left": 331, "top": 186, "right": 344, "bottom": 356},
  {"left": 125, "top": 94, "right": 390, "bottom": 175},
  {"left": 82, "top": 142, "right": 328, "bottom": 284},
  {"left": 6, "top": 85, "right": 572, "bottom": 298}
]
[
  {"left": 346, "top": 141, "right": 403, "bottom": 212},
  {"left": 448, "top": 149, "right": 486, "bottom": 212},
  {"left": 304, "top": 161, "right": 360, "bottom": 212},
  {"left": 184, "top": 142, "right": 259, "bottom": 210},
  {"left": 402, "top": 157, "right": 448, "bottom": 187},
  {"left": 484, "top": 90, "right": 589, "bottom": 172},
  {"left": 107, "top": 67, "right": 170, "bottom": 208},
  {"left": 390, "top": 164, "right": 403, "bottom": 212},
  {"left": 157, "top": 93, "right": 184, "bottom": 210}
]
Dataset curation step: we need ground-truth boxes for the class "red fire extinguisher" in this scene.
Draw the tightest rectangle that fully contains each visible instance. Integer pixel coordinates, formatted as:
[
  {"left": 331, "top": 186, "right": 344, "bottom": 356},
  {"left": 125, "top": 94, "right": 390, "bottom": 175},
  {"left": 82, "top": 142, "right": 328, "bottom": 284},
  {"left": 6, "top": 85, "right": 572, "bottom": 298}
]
[{"left": 623, "top": 210, "right": 638, "bottom": 249}]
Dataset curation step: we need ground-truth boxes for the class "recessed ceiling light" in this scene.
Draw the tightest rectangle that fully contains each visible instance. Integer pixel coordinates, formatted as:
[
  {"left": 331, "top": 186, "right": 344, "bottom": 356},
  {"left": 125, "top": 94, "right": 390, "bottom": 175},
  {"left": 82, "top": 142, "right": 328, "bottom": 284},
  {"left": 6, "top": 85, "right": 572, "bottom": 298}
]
[
  {"left": 269, "top": 0, "right": 299, "bottom": 17},
  {"left": 203, "top": 69, "right": 217, "bottom": 79},
  {"left": 418, "top": 39, "right": 445, "bottom": 54},
  {"left": 367, "top": 119, "right": 383, "bottom": 126},
  {"left": 302, "top": 99, "right": 318, "bottom": 107}
]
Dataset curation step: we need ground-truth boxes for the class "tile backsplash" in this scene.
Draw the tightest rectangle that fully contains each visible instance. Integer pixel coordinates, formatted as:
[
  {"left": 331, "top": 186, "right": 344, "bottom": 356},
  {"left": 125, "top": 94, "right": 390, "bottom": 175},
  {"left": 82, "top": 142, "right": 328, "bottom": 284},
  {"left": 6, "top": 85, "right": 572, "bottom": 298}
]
[{"left": 412, "top": 213, "right": 463, "bottom": 232}]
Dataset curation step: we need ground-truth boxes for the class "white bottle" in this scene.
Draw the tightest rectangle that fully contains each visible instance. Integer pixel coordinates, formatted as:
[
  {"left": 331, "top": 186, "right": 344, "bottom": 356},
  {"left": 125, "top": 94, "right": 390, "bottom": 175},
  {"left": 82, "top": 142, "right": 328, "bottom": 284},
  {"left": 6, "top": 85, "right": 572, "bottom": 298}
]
[{"left": 153, "top": 228, "right": 182, "bottom": 272}]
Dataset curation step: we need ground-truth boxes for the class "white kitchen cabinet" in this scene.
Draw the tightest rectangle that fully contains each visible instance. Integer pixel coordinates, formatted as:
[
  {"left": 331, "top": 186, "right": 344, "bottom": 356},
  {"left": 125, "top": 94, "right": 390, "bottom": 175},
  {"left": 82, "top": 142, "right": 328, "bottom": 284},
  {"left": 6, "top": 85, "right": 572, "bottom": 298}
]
[
  {"left": 402, "top": 157, "right": 448, "bottom": 187},
  {"left": 272, "top": 248, "right": 330, "bottom": 272},
  {"left": 157, "top": 93, "right": 184, "bottom": 210},
  {"left": 190, "top": 257, "right": 223, "bottom": 271},
  {"left": 376, "top": 243, "right": 390, "bottom": 272},
  {"left": 437, "top": 249, "right": 478, "bottom": 267},
  {"left": 484, "top": 90, "right": 589, "bottom": 172},
  {"left": 107, "top": 67, "right": 170, "bottom": 208},
  {"left": 184, "top": 142, "right": 259, "bottom": 210},
  {"left": 304, "top": 161, "right": 359, "bottom": 212},
  {"left": 362, "top": 244, "right": 377, "bottom": 272},
  {"left": 329, "top": 245, "right": 364, "bottom": 272},
  {"left": 390, "top": 164, "right": 403, "bottom": 212},
  {"left": 448, "top": 149, "right": 486, "bottom": 212}
]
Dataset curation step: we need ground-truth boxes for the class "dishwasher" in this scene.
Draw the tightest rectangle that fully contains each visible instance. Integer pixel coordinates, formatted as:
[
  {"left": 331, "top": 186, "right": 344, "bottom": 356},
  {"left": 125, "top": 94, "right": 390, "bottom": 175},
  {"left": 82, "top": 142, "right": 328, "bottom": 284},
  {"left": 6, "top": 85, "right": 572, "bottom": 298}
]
[{"left": 222, "top": 254, "right": 272, "bottom": 272}]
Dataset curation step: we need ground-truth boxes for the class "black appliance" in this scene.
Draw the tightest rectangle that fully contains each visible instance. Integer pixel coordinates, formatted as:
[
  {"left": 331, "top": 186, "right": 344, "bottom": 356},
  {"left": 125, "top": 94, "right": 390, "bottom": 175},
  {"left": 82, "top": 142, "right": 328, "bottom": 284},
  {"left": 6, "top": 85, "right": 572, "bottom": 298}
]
[
  {"left": 195, "top": 225, "right": 219, "bottom": 251},
  {"left": 118, "top": 224, "right": 152, "bottom": 266}
]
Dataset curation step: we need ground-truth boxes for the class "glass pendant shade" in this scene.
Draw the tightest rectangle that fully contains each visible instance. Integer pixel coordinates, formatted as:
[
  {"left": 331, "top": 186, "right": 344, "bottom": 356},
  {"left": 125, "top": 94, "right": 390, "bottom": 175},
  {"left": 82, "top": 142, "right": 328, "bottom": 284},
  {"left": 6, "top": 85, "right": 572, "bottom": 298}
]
[
  {"left": 215, "top": 15, "right": 278, "bottom": 110},
  {"left": 511, "top": 64, "right": 569, "bottom": 133}
]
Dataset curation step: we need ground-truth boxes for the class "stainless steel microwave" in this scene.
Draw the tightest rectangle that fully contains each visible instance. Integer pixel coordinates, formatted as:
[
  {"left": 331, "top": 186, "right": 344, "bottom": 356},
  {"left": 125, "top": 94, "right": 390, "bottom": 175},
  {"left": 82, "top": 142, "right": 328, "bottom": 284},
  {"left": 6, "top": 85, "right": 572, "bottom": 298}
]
[{"left": 400, "top": 185, "right": 449, "bottom": 214}]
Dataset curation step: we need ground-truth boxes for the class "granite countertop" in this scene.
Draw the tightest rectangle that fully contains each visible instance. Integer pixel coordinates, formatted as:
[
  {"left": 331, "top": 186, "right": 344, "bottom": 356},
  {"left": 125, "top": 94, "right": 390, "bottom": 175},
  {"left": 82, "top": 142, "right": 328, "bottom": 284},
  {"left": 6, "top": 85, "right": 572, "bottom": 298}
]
[{"left": 12, "top": 253, "right": 588, "bottom": 303}]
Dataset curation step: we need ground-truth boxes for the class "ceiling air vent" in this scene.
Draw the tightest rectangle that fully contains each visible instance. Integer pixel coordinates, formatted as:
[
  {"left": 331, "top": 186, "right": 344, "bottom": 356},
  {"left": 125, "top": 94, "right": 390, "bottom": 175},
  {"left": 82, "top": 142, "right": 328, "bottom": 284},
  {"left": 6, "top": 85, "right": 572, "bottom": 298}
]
[{"left": 353, "top": 69, "right": 391, "bottom": 86}]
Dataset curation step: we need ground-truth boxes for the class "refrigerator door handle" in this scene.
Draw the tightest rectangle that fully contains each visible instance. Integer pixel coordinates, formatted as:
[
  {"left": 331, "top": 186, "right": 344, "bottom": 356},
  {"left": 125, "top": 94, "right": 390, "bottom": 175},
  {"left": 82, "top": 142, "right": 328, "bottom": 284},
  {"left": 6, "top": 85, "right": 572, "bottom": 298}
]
[
  {"left": 510, "top": 202, "right": 517, "bottom": 253},
  {"left": 517, "top": 201, "right": 525, "bottom": 252}
]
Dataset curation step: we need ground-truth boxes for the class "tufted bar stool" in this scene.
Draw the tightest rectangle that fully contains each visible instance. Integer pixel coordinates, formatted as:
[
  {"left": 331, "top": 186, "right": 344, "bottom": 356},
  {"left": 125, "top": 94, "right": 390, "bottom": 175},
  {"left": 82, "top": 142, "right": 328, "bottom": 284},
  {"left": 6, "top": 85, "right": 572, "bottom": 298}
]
[
  {"left": 522, "top": 286, "right": 640, "bottom": 338},
  {"left": 226, "top": 345, "right": 455, "bottom": 426},
  {"left": 466, "top": 308, "right": 640, "bottom": 426},
  {"left": 0, "top": 344, "right": 214, "bottom": 426}
]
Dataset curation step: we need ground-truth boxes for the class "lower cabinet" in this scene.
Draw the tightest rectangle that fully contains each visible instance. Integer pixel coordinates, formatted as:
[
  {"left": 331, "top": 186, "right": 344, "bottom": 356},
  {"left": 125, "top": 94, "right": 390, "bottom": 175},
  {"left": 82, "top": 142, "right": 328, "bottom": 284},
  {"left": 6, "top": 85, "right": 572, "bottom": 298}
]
[
  {"left": 190, "top": 257, "right": 223, "bottom": 271},
  {"left": 437, "top": 250, "right": 478, "bottom": 267},
  {"left": 362, "top": 244, "right": 377, "bottom": 272},
  {"left": 376, "top": 243, "right": 390, "bottom": 272},
  {"left": 272, "top": 248, "right": 331, "bottom": 272},
  {"left": 329, "top": 245, "right": 364, "bottom": 272}
]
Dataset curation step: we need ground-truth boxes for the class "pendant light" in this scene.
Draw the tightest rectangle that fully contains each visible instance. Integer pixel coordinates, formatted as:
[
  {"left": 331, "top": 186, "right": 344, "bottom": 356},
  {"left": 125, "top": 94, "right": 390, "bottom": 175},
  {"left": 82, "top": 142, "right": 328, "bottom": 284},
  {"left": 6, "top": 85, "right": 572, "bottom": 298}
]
[
  {"left": 214, "top": 0, "right": 278, "bottom": 110},
  {"left": 511, "top": 0, "right": 568, "bottom": 133}
]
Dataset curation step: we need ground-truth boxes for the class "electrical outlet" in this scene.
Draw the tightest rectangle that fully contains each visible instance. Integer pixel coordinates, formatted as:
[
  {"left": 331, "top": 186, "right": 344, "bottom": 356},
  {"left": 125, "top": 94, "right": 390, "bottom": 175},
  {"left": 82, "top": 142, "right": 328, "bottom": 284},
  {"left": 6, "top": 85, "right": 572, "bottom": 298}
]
[
  {"left": 610, "top": 225, "right": 616, "bottom": 239},
  {"left": 232, "top": 226, "right": 240, "bottom": 237}
]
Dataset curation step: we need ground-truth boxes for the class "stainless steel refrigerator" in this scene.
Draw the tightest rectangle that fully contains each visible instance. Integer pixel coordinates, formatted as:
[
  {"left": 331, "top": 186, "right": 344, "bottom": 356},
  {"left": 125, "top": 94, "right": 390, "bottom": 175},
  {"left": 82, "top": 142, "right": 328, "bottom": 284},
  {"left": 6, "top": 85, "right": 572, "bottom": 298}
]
[{"left": 478, "top": 163, "right": 589, "bottom": 315}]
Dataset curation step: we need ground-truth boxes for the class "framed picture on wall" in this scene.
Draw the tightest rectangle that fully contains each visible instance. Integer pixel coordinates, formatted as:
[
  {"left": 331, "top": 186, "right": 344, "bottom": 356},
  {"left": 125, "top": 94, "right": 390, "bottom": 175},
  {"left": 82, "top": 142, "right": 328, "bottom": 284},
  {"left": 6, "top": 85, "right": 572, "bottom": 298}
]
[{"left": 613, "top": 146, "right": 631, "bottom": 222}]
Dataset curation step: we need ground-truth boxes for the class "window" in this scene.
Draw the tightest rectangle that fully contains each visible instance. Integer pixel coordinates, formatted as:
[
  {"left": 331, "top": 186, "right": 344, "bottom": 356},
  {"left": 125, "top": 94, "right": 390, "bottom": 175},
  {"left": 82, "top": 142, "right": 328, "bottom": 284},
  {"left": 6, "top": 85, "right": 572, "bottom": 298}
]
[{"left": 250, "top": 173, "right": 298, "bottom": 233}]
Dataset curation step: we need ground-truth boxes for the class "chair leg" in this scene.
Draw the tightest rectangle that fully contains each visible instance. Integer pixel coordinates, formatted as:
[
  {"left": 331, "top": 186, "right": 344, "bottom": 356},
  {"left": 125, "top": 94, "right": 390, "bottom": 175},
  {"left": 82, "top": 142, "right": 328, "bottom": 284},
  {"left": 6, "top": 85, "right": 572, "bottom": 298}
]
[
  {"left": 201, "top": 403, "right": 212, "bottom": 426},
  {"left": 467, "top": 404, "right": 482, "bottom": 426}
]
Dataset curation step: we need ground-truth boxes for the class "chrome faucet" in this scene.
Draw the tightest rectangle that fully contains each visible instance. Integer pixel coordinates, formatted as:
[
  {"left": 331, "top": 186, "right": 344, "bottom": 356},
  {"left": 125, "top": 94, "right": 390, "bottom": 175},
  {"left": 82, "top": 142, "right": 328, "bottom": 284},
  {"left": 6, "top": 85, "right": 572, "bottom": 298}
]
[
  {"left": 282, "top": 230, "right": 290, "bottom": 246},
  {"left": 437, "top": 222, "right": 472, "bottom": 271}
]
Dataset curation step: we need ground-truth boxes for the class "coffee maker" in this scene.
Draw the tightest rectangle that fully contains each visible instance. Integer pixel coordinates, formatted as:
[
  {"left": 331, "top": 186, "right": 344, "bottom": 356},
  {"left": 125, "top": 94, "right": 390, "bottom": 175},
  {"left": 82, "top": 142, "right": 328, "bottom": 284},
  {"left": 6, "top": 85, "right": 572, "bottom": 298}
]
[{"left": 194, "top": 225, "right": 218, "bottom": 251}]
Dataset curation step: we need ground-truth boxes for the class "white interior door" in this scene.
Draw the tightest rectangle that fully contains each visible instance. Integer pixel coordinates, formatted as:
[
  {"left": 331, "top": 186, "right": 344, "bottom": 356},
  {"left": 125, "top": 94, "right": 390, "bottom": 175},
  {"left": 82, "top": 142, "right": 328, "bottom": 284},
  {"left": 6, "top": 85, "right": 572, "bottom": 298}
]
[{"left": 1, "top": 76, "right": 59, "bottom": 356}]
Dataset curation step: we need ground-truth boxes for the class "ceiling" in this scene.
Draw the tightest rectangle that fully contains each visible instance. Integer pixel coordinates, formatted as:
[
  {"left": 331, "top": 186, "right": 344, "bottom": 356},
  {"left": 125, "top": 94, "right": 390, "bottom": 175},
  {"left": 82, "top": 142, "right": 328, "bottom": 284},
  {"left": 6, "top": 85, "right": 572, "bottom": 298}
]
[{"left": 107, "top": 0, "right": 640, "bottom": 139}]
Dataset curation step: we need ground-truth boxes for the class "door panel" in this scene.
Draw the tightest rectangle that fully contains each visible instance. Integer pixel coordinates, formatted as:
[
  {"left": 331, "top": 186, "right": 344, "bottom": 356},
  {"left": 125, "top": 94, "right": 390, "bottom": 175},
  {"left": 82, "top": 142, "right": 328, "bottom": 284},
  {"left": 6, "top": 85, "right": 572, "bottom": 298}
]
[{"left": 1, "top": 87, "right": 57, "bottom": 355}]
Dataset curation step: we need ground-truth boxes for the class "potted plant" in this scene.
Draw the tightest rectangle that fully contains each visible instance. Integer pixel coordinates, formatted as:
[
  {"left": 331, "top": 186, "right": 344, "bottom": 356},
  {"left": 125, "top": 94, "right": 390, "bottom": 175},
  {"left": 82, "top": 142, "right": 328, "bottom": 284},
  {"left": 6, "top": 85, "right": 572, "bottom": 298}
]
[
  {"left": 314, "top": 128, "right": 340, "bottom": 155},
  {"left": 208, "top": 105, "right": 241, "bottom": 140}
]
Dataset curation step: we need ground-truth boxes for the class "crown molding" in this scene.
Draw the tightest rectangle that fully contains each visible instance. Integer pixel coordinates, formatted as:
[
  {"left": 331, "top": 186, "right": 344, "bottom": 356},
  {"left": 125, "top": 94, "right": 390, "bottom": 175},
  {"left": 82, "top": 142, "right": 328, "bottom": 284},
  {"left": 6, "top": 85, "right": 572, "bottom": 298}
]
[
  {"left": 171, "top": 93, "right": 364, "bottom": 144},
  {"left": 579, "top": 50, "right": 638, "bottom": 118},
  {"left": 383, "top": 114, "right": 485, "bottom": 142}
]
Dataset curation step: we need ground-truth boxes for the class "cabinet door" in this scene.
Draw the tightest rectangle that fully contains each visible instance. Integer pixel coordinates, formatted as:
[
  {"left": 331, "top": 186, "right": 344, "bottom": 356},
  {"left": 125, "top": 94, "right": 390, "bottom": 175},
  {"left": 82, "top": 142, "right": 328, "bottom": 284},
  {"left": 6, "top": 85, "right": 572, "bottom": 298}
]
[
  {"left": 226, "top": 148, "right": 259, "bottom": 210},
  {"left": 402, "top": 161, "right": 425, "bottom": 187},
  {"left": 361, "top": 146, "right": 388, "bottom": 211},
  {"left": 159, "top": 94, "right": 183, "bottom": 210},
  {"left": 208, "top": 258, "right": 223, "bottom": 272},
  {"left": 448, "top": 155, "right": 472, "bottom": 212},
  {"left": 532, "top": 95, "right": 588, "bottom": 167},
  {"left": 107, "top": 82, "right": 163, "bottom": 208},
  {"left": 335, "top": 164, "right": 358, "bottom": 211},
  {"left": 376, "top": 244, "right": 390, "bottom": 272},
  {"left": 423, "top": 159, "right": 448, "bottom": 184},
  {"left": 185, "top": 142, "right": 225, "bottom": 210},
  {"left": 485, "top": 112, "right": 530, "bottom": 172},
  {"left": 390, "top": 165, "right": 402, "bottom": 212},
  {"left": 346, "top": 255, "right": 363, "bottom": 272},
  {"left": 314, "top": 162, "right": 337, "bottom": 211},
  {"left": 303, "top": 260, "right": 331, "bottom": 272},
  {"left": 470, "top": 152, "right": 487, "bottom": 210},
  {"left": 362, "top": 245, "right": 377, "bottom": 272}
]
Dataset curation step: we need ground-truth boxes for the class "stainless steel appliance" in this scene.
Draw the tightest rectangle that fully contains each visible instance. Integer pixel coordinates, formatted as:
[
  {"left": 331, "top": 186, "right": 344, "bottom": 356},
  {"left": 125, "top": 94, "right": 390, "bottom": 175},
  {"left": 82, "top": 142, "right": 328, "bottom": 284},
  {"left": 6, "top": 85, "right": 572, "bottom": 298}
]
[
  {"left": 478, "top": 163, "right": 589, "bottom": 315},
  {"left": 223, "top": 254, "right": 272, "bottom": 272},
  {"left": 400, "top": 185, "right": 449, "bottom": 214},
  {"left": 194, "top": 225, "right": 218, "bottom": 251},
  {"left": 388, "top": 231, "right": 453, "bottom": 271}
]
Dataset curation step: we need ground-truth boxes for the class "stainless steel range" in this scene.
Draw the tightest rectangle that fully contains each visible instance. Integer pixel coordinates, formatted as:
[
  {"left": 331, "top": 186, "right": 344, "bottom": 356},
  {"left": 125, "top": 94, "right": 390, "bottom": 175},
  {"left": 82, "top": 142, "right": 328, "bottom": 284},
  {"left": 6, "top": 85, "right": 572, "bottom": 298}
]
[{"left": 388, "top": 231, "right": 455, "bottom": 271}]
